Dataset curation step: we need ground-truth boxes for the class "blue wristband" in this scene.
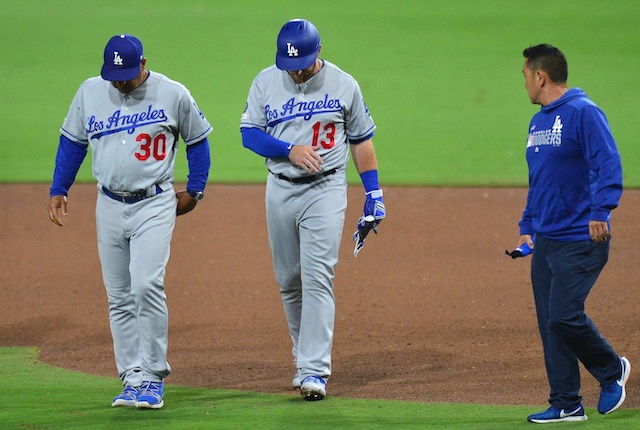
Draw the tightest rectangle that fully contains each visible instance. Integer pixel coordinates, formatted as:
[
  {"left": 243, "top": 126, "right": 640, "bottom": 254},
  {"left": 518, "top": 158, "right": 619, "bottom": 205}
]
[{"left": 359, "top": 170, "right": 379, "bottom": 194}]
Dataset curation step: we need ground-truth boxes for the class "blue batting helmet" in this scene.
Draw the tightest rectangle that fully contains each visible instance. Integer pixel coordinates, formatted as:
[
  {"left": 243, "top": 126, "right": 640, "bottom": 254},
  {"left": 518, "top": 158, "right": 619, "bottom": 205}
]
[{"left": 276, "top": 19, "right": 321, "bottom": 71}]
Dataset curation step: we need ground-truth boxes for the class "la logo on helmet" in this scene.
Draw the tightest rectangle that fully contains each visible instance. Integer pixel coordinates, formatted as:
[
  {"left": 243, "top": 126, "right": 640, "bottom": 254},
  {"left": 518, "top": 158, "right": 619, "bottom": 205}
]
[
  {"left": 113, "top": 51, "right": 124, "bottom": 66},
  {"left": 286, "top": 43, "right": 299, "bottom": 57}
]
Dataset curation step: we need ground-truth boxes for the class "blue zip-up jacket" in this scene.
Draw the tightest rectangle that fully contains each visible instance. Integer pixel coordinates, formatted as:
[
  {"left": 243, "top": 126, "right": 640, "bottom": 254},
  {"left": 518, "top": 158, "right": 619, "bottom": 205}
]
[{"left": 519, "top": 88, "right": 623, "bottom": 241}]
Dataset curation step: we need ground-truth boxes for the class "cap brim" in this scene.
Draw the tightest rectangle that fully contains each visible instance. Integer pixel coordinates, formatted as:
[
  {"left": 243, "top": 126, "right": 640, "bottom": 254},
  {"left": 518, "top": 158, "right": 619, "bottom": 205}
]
[
  {"left": 276, "top": 52, "right": 317, "bottom": 71},
  {"left": 101, "top": 64, "right": 140, "bottom": 82}
]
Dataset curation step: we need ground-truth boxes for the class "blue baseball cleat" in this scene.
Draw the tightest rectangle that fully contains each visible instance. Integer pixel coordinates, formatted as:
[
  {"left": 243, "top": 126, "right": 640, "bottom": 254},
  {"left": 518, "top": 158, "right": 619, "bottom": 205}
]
[
  {"left": 135, "top": 381, "right": 165, "bottom": 409},
  {"left": 112, "top": 385, "right": 139, "bottom": 407},
  {"left": 300, "top": 375, "right": 327, "bottom": 401}
]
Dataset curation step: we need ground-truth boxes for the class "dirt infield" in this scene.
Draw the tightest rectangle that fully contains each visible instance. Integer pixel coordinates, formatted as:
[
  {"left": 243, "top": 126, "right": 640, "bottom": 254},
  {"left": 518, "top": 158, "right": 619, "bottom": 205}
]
[{"left": 1, "top": 184, "right": 639, "bottom": 408}]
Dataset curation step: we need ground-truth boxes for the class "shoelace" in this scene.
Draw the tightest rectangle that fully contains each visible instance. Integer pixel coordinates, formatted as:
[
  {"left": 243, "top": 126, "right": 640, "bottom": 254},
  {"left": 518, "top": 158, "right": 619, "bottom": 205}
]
[
  {"left": 140, "top": 382, "right": 162, "bottom": 393},
  {"left": 304, "top": 376, "right": 325, "bottom": 386}
]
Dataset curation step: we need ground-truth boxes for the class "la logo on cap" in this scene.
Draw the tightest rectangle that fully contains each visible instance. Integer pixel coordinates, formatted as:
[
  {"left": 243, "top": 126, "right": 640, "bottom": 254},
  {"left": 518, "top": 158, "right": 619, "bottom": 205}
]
[
  {"left": 287, "top": 43, "right": 298, "bottom": 57},
  {"left": 113, "top": 51, "right": 124, "bottom": 66}
]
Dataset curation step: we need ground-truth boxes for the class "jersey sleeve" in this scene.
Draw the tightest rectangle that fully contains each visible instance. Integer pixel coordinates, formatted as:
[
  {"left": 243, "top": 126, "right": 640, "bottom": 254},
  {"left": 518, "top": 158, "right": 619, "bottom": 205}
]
[
  {"left": 345, "top": 81, "right": 376, "bottom": 143},
  {"left": 178, "top": 90, "right": 213, "bottom": 145},
  {"left": 240, "top": 76, "right": 268, "bottom": 130},
  {"left": 60, "top": 84, "right": 90, "bottom": 145}
]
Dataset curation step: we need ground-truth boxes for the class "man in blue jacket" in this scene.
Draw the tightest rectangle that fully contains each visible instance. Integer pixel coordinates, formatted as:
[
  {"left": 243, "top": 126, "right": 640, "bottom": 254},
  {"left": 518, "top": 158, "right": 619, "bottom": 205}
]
[{"left": 516, "top": 44, "right": 629, "bottom": 424}]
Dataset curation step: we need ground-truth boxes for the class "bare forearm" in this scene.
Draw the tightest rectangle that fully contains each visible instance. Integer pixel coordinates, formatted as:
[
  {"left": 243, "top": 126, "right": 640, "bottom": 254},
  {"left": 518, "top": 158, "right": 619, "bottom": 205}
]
[{"left": 350, "top": 139, "right": 378, "bottom": 174}]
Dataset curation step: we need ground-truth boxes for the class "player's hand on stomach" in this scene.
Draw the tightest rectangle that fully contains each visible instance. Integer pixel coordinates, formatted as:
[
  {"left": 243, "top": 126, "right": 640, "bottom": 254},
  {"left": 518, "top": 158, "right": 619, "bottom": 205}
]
[{"left": 289, "top": 145, "right": 323, "bottom": 174}]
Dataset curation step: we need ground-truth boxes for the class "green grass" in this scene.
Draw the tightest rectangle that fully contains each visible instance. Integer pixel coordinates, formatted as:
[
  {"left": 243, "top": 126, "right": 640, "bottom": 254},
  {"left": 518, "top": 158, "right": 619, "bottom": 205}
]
[
  {"left": 0, "top": 0, "right": 639, "bottom": 186},
  {"left": 1, "top": 347, "right": 638, "bottom": 429}
]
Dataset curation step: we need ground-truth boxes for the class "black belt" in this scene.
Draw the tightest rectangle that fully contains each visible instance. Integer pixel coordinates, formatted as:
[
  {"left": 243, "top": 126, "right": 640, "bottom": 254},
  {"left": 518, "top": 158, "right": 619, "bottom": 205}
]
[
  {"left": 102, "top": 185, "right": 163, "bottom": 204},
  {"left": 270, "top": 166, "right": 340, "bottom": 184}
]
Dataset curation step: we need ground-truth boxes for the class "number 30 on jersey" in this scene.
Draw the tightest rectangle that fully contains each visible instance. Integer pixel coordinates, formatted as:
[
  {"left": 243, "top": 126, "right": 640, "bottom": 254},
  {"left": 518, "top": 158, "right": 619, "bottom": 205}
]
[{"left": 135, "top": 133, "right": 167, "bottom": 161}]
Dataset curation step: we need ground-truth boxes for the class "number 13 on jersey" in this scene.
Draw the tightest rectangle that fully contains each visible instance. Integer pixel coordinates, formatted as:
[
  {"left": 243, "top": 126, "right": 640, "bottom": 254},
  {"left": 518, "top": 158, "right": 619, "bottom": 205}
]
[{"left": 311, "top": 122, "right": 336, "bottom": 149}]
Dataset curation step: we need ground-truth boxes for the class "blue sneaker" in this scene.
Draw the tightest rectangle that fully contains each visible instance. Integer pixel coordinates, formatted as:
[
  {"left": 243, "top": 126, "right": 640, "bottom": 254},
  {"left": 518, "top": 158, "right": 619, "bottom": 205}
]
[
  {"left": 598, "top": 356, "right": 631, "bottom": 414},
  {"left": 111, "top": 386, "right": 139, "bottom": 407},
  {"left": 300, "top": 376, "right": 326, "bottom": 401},
  {"left": 527, "top": 405, "right": 587, "bottom": 423},
  {"left": 135, "top": 381, "right": 165, "bottom": 409}
]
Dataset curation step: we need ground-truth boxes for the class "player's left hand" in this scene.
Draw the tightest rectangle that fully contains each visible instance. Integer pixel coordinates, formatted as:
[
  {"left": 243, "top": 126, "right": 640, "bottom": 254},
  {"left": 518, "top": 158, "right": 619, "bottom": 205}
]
[
  {"left": 352, "top": 190, "right": 386, "bottom": 257},
  {"left": 176, "top": 190, "right": 198, "bottom": 216}
]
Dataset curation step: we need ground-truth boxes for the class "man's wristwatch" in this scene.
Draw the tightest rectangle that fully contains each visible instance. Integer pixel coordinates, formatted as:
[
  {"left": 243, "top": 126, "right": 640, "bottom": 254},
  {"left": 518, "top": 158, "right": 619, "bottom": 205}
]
[{"left": 187, "top": 190, "right": 204, "bottom": 201}]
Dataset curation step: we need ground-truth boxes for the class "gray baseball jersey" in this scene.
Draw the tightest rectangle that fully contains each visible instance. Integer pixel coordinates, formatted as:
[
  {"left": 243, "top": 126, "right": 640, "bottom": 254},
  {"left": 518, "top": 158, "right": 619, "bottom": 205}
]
[
  {"left": 61, "top": 71, "right": 211, "bottom": 387},
  {"left": 241, "top": 60, "right": 375, "bottom": 176},
  {"left": 61, "top": 71, "right": 211, "bottom": 193},
  {"left": 240, "top": 60, "right": 375, "bottom": 382}
]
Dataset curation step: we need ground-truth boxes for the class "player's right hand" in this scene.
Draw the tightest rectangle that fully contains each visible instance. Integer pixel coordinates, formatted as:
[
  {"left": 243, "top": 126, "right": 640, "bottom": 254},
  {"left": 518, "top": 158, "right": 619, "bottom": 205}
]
[
  {"left": 175, "top": 190, "right": 198, "bottom": 216},
  {"left": 518, "top": 234, "right": 534, "bottom": 249},
  {"left": 289, "top": 145, "right": 323, "bottom": 174},
  {"left": 48, "top": 195, "right": 68, "bottom": 227}
]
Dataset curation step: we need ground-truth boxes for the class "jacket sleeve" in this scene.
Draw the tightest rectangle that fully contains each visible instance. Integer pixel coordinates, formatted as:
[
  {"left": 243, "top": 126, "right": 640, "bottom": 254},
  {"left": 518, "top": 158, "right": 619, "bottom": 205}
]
[{"left": 580, "top": 105, "right": 623, "bottom": 220}]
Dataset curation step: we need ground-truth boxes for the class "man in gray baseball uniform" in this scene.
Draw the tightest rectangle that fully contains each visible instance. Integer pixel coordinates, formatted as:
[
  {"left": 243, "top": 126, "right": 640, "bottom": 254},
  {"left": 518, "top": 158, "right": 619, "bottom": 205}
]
[
  {"left": 47, "top": 34, "right": 212, "bottom": 409},
  {"left": 240, "top": 19, "right": 386, "bottom": 401}
]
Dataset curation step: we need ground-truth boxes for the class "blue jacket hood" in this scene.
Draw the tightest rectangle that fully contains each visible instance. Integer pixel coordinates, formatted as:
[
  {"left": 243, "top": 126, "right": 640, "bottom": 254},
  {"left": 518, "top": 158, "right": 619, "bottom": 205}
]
[{"left": 541, "top": 88, "right": 586, "bottom": 113}]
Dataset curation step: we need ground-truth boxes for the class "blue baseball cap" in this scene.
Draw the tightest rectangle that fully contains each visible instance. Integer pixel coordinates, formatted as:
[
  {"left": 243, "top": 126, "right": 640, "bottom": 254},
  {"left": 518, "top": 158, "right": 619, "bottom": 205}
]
[
  {"left": 101, "top": 34, "right": 144, "bottom": 82},
  {"left": 276, "top": 19, "right": 321, "bottom": 71}
]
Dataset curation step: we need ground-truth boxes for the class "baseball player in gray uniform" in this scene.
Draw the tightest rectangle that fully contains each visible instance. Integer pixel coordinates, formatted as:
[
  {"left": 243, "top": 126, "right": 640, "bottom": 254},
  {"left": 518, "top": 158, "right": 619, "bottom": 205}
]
[
  {"left": 240, "top": 19, "right": 386, "bottom": 401},
  {"left": 47, "top": 34, "right": 212, "bottom": 409}
]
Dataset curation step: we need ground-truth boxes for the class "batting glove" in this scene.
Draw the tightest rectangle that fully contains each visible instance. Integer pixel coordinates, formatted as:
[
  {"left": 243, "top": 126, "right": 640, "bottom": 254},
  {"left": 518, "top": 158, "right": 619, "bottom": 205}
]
[{"left": 352, "top": 189, "right": 386, "bottom": 257}]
